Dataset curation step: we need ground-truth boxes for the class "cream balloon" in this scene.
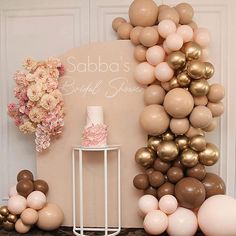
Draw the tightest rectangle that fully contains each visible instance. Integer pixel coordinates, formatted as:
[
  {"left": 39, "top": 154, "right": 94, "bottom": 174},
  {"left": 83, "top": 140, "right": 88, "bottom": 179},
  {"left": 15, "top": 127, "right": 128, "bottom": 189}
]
[
  {"left": 154, "top": 62, "right": 174, "bottom": 82},
  {"left": 190, "top": 106, "right": 213, "bottom": 128},
  {"left": 138, "top": 195, "right": 159, "bottom": 216},
  {"left": 144, "top": 85, "right": 166, "bottom": 105},
  {"left": 27, "top": 191, "right": 47, "bottom": 210},
  {"left": 134, "top": 62, "right": 155, "bottom": 85},
  {"left": 163, "top": 40, "right": 173, "bottom": 54},
  {"left": 7, "top": 195, "right": 27, "bottom": 215},
  {"left": 157, "top": 19, "right": 176, "bottom": 38},
  {"left": 146, "top": 46, "right": 165, "bottom": 66},
  {"left": 165, "top": 33, "right": 183, "bottom": 51},
  {"left": 170, "top": 118, "right": 190, "bottom": 135},
  {"left": 159, "top": 195, "right": 178, "bottom": 215},
  {"left": 194, "top": 28, "right": 210, "bottom": 48},
  {"left": 177, "top": 25, "right": 193, "bottom": 42}
]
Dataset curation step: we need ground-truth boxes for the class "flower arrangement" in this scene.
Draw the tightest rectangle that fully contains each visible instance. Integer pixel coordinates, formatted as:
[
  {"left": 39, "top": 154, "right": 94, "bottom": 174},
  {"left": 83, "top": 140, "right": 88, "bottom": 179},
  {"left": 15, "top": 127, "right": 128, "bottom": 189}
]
[{"left": 7, "top": 57, "right": 65, "bottom": 152}]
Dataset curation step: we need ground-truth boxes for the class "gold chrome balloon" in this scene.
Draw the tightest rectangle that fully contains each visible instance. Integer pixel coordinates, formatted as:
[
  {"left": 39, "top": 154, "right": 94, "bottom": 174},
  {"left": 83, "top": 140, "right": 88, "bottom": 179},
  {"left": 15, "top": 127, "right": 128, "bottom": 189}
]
[
  {"left": 199, "top": 143, "right": 219, "bottom": 166},
  {"left": 162, "top": 131, "right": 175, "bottom": 141},
  {"left": 0, "top": 214, "right": 5, "bottom": 224},
  {"left": 187, "top": 60, "right": 205, "bottom": 79},
  {"left": 147, "top": 136, "right": 162, "bottom": 151},
  {"left": 177, "top": 72, "right": 191, "bottom": 87},
  {"left": 175, "top": 135, "right": 189, "bottom": 150},
  {"left": 157, "top": 141, "right": 179, "bottom": 162},
  {"left": 181, "top": 148, "right": 199, "bottom": 167},
  {"left": 190, "top": 79, "right": 209, "bottom": 96},
  {"left": 204, "top": 62, "right": 215, "bottom": 79},
  {"left": 2, "top": 220, "right": 14, "bottom": 231},
  {"left": 169, "top": 77, "right": 180, "bottom": 89},
  {"left": 167, "top": 51, "right": 186, "bottom": 70},
  {"left": 183, "top": 42, "right": 202, "bottom": 61},
  {"left": 0, "top": 206, "right": 9, "bottom": 217},
  {"left": 135, "top": 147, "right": 156, "bottom": 168},
  {"left": 7, "top": 214, "right": 17, "bottom": 224},
  {"left": 189, "top": 135, "right": 207, "bottom": 152}
]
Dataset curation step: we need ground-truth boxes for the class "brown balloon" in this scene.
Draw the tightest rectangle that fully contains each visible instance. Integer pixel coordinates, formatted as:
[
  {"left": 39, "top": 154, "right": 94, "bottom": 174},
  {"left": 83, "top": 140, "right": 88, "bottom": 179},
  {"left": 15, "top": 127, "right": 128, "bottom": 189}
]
[
  {"left": 186, "top": 163, "right": 206, "bottom": 181},
  {"left": 202, "top": 172, "right": 226, "bottom": 198},
  {"left": 147, "top": 136, "right": 162, "bottom": 151},
  {"left": 133, "top": 174, "right": 149, "bottom": 190},
  {"left": 167, "top": 51, "right": 186, "bottom": 70},
  {"left": 149, "top": 171, "right": 165, "bottom": 188},
  {"left": 198, "top": 143, "right": 219, "bottom": 166},
  {"left": 2, "top": 220, "right": 15, "bottom": 231},
  {"left": 7, "top": 214, "right": 18, "bottom": 224},
  {"left": 167, "top": 167, "right": 184, "bottom": 184},
  {"left": 157, "top": 182, "right": 175, "bottom": 199},
  {"left": 16, "top": 179, "right": 34, "bottom": 198},
  {"left": 17, "top": 170, "right": 34, "bottom": 182},
  {"left": 0, "top": 206, "right": 9, "bottom": 217},
  {"left": 34, "top": 179, "right": 49, "bottom": 195},
  {"left": 144, "top": 186, "right": 157, "bottom": 197},
  {"left": 173, "top": 158, "right": 186, "bottom": 171},
  {"left": 175, "top": 177, "right": 206, "bottom": 209},
  {"left": 145, "top": 168, "right": 154, "bottom": 176},
  {"left": 135, "top": 147, "right": 156, "bottom": 168},
  {"left": 153, "top": 158, "right": 171, "bottom": 173}
]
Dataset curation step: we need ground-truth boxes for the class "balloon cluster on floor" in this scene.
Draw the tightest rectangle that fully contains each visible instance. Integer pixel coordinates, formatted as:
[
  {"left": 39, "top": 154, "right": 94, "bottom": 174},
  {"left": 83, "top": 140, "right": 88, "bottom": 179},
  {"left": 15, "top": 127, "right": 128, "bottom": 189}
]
[
  {"left": 0, "top": 170, "right": 64, "bottom": 234},
  {"left": 112, "top": 0, "right": 236, "bottom": 235}
]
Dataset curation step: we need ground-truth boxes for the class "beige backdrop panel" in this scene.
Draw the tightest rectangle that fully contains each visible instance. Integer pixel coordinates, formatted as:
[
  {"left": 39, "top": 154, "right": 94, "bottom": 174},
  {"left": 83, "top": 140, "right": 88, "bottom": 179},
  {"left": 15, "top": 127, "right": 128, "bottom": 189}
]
[{"left": 37, "top": 41, "right": 146, "bottom": 227}]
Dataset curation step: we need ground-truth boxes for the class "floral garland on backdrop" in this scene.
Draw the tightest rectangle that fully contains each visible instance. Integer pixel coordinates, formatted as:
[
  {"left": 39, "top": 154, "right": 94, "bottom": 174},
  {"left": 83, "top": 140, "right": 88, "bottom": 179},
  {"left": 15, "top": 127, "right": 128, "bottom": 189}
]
[{"left": 8, "top": 57, "right": 65, "bottom": 152}]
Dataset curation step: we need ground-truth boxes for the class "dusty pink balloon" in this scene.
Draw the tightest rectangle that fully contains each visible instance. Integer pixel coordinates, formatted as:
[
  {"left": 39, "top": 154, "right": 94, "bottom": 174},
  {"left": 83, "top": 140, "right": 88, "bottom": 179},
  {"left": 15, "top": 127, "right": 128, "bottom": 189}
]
[
  {"left": 154, "top": 62, "right": 174, "bottom": 82},
  {"left": 146, "top": 46, "right": 165, "bottom": 66},
  {"left": 177, "top": 25, "right": 193, "bottom": 42},
  {"left": 134, "top": 62, "right": 155, "bottom": 85},
  {"left": 157, "top": 19, "right": 176, "bottom": 38},
  {"left": 27, "top": 191, "right": 47, "bottom": 210},
  {"left": 8, "top": 185, "right": 18, "bottom": 198},
  {"left": 7, "top": 195, "right": 27, "bottom": 215},
  {"left": 165, "top": 33, "right": 183, "bottom": 51},
  {"left": 159, "top": 195, "right": 178, "bottom": 215},
  {"left": 168, "top": 207, "right": 198, "bottom": 236},
  {"left": 138, "top": 195, "right": 159, "bottom": 216},
  {"left": 144, "top": 84, "right": 166, "bottom": 105},
  {"left": 194, "top": 28, "right": 210, "bottom": 48},
  {"left": 144, "top": 210, "right": 168, "bottom": 235}
]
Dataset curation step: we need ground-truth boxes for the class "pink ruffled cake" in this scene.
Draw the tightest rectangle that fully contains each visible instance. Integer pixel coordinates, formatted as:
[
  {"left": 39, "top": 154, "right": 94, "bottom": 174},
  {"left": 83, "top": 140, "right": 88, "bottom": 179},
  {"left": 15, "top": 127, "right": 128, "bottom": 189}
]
[{"left": 81, "top": 106, "right": 108, "bottom": 147}]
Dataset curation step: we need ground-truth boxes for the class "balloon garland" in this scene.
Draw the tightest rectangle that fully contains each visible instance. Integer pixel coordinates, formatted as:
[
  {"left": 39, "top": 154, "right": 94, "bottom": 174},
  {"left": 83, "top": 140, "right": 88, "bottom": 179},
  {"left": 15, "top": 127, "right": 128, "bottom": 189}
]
[{"left": 112, "top": 1, "right": 236, "bottom": 235}]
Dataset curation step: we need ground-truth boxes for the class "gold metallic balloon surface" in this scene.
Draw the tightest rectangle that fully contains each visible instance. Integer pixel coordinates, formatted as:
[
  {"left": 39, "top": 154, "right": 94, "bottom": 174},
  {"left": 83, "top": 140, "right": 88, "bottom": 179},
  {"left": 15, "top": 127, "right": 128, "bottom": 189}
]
[
  {"left": 2, "top": 220, "right": 14, "bottom": 231},
  {"left": 187, "top": 60, "right": 205, "bottom": 79},
  {"left": 135, "top": 147, "right": 156, "bottom": 168},
  {"left": 183, "top": 42, "right": 202, "bottom": 61},
  {"left": 169, "top": 77, "right": 180, "bottom": 89},
  {"left": 167, "top": 51, "right": 186, "bottom": 70},
  {"left": 181, "top": 148, "right": 199, "bottom": 167},
  {"left": 177, "top": 72, "right": 191, "bottom": 87},
  {"left": 147, "top": 137, "right": 162, "bottom": 151},
  {"left": 204, "top": 62, "right": 215, "bottom": 79},
  {"left": 162, "top": 131, "right": 175, "bottom": 141},
  {"left": 190, "top": 79, "right": 209, "bottom": 96},
  {"left": 199, "top": 143, "right": 219, "bottom": 166},
  {"left": 7, "top": 214, "right": 17, "bottom": 224},
  {"left": 157, "top": 141, "right": 179, "bottom": 162},
  {"left": 0, "top": 206, "right": 9, "bottom": 217},
  {"left": 175, "top": 135, "right": 189, "bottom": 150},
  {"left": 189, "top": 135, "right": 207, "bottom": 152},
  {"left": 0, "top": 214, "right": 5, "bottom": 224}
]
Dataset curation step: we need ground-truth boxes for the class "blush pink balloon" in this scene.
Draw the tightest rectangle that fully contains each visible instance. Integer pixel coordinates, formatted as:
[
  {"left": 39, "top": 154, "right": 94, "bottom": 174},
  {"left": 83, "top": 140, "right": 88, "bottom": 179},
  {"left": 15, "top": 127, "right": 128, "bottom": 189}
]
[
  {"left": 154, "top": 62, "right": 174, "bottom": 82},
  {"left": 157, "top": 19, "right": 177, "bottom": 38},
  {"left": 163, "top": 41, "right": 172, "bottom": 54},
  {"left": 194, "top": 28, "right": 210, "bottom": 48},
  {"left": 27, "top": 191, "right": 47, "bottom": 210},
  {"left": 166, "top": 33, "right": 183, "bottom": 51},
  {"left": 177, "top": 25, "right": 193, "bottom": 42},
  {"left": 200, "top": 48, "right": 209, "bottom": 61},
  {"left": 144, "top": 210, "right": 168, "bottom": 235},
  {"left": 198, "top": 195, "right": 236, "bottom": 236},
  {"left": 146, "top": 46, "right": 165, "bottom": 66},
  {"left": 167, "top": 207, "right": 198, "bottom": 236},
  {"left": 8, "top": 185, "right": 18, "bottom": 197},
  {"left": 159, "top": 195, "right": 178, "bottom": 215},
  {"left": 7, "top": 195, "right": 27, "bottom": 215},
  {"left": 138, "top": 195, "right": 159, "bottom": 216},
  {"left": 134, "top": 62, "right": 155, "bottom": 85}
]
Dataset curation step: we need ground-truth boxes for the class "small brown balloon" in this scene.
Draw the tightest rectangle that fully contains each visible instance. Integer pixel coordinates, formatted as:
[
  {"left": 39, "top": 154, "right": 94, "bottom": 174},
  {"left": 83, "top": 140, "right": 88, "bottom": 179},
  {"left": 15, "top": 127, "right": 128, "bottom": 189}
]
[
  {"left": 167, "top": 51, "right": 186, "bottom": 70},
  {"left": 0, "top": 206, "right": 9, "bottom": 217},
  {"left": 16, "top": 179, "right": 34, "bottom": 198},
  {"left": 175, "top": 135, "right": 189, "bottom": 151},
  {"left": 175, "top": 3, "right": 194, "bottom": 24},
  {"left": 187, "top": 60, "right": 205, "bottom": 79},
  {"left": 147, "top": 136, "right": 162, "bottom": 151},
  {"left": 207, "top": 102, "right": 224, "bottom": 117},
  {"left": 199, "top": 143, "right": 219, "bottom": 166},
  {"left": 17, "top": 170, "right": 34, "bottom": 182},
  {"left": 183, "top": 42, "right": 202, "bottom": 61},
  {"left": 149, "top": 171, "right": 165, "bottom": 188},
  {"left": 157, "top": 182, "right": 175, "bottom": 199},
  {"left": 162, "top": 131, "right": 175, "bottom": 141},
  {"left": 167, "top": 167, "right": 184, "bottom": 184},
  {"left": 173, "top": 158, "right": 186, "bottom": 171},
  {"left": 177, "top": 72, "right": 191, "bottom": 87},
  {"left": 7, "top": 214, "right": 18, "bottom": 224},
  {"left": 158, "top": 7, "right": 180, "bottom": 25},
  {"left": 117, "top": 22, "right": 133, "bottom": 39},
  {"left": 153, "top": 158, "right": 171, "bottom": 174},
  {"left": 190, "top": 79, "right": 209, "bottom": 97},
  {"left": 186, "top": 163, "right": 206, "bottom": 181},
  {"left": 112, "top": 17, "right": 127, "bottom": 32},
  {"left": 144, "top": 186, "right": 157, "bottom": 197},
  {"left": 175, "top": 177, "right": 206, "bottom": 209},
  {"left": 2, "top": 220, "right": 15, "bottom": 231},
  {"left": 34, "top": 179, "right": 49, "bottom": 195},
  {"left": 204, "top": 62, "right": 214, "bottom": 79},
  {"left": 135, "top": 147, "right": 156, "bottom": 168},
  {"left": 157, "top": 141, "right": 179, "bottom": 162},
  {"left": 133, "top": 174, "right": 149, "bottom": 190},
  {"left": 202, "top": 172, "right": 226, "bottom": 198},
  {"left": 181, "top": 148, "right": 199, "bottom": 168},
  {"left": 169, "top": 77, "right": 180, "bottom": 89},
  {"left": 189, "top": 135, "right": 207, "bottom": 152},
  {"left": 130, "top": 26, "right": 143, "bottom": 45},
  {"left": 146, "top": 168, "right": 154, "bottom": 176}
]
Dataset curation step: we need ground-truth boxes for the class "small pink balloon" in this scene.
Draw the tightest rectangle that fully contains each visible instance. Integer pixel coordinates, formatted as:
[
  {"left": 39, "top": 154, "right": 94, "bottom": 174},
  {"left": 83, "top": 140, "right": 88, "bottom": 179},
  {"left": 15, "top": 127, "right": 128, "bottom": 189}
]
[
  {"left": 168, "top": 207, "right": 198, "bottom": 236},
  {"left": 146, "top": 46, "right": 165, "bottom": 66},
  {"left": 159, "top": 195, "right": 178, "bottom": 215},
  {"left": 8, "top": 185, "right": 18, "bottom": 197},
  {"left": 157, "top": 19, "right": 177, "bottom": 38},
  {"left": 166, "top": 33, "right": 183, "bottom": 51},
  {"left": 7, "top": 195, "right": 27, "bottom": 215},
  {"left": 194, "top": 28, "right": 210, "bottom": 48},
  {"left": 154, "top": 62, "right": 174, "bottom": 82},
  {"left": 27, "top": 191, "right": 47, "bottom": 210},
  {"left": 163, "top": 41, "right": 172, "bottom": 54},
  {"left": 138, "top": 195, "right": 159, "bottom": 216},
  {"left": 177, "top": 25, "right": 193, "bottom": 42},
  {"left": 144, "top": 210, "right": 168, "bottom": 235},
  {"left": 134, "top": 62, "right": 155, "bottom": 85}
]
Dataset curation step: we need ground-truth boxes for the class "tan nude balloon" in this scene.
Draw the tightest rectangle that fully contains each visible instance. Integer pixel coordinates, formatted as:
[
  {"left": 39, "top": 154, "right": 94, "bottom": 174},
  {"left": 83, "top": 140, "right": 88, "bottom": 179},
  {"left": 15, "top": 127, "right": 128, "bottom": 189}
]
[
  {"left": 194, "top": 96, "right": 208, "bottom": 106},
  {"left": 139, "top": 27, "right": 159, "bottom": 47},
  {"left": 207, "top": 102, "right": 224, "bottom": 117},
  {"left": 202, "top": 118, "right": 218, "bottom": 132},
  {"left": 117, "top": 22, "right": 133, "bottom": 39},
  {"left": 134, "top": 45, "right": 147, "bottom": 62},
  {"left": 207, "top": 84, "right": 225, "bottom": 103},
  {"left": 112, "top": 17, "right": 127, "bottom": 32},
  {"left": 158, "top": 7, "right": 180, "bottom": 25},
  {"left": 144, "top": 84, "right": 166, "bottom": 105},
  {"left": 175, "top": 3, "right": 194, "bottom": 24},
  {"left": 170, "top": 118, "right": 190, "bottom": 135},
  {"left": 190, "top": 106, "right": 212, "bottom": 129},
  {"left": 185, "top": 126, "right": 204, "bottom": 138},
  {"left": 130, "top": 26, "right": 143, "bottom": 45}
]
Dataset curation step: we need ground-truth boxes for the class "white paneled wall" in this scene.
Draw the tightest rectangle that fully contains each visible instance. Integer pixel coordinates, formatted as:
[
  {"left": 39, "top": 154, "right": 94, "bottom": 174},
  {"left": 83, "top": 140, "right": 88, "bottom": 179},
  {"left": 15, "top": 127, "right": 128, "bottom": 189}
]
[{"left": 1, "top": 0, "right": 236, "bottom": 206}]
